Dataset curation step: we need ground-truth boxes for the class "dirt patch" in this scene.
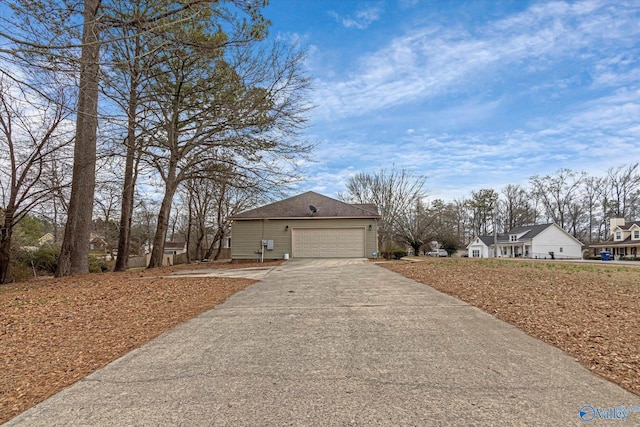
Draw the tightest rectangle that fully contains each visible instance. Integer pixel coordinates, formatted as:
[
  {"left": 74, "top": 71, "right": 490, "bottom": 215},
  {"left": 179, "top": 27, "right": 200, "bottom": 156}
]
[
  {"left": 0, "top": 261, "right": 281, "bottom": 424},
  {"left": 382, "top": 258, "right": 640, "bottom": 397}
]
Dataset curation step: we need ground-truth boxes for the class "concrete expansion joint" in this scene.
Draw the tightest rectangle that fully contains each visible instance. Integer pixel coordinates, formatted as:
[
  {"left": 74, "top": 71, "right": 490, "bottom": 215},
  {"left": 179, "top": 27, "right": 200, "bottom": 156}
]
[{"left": 82, "top": 371, "right": 208, "bottom": 385}]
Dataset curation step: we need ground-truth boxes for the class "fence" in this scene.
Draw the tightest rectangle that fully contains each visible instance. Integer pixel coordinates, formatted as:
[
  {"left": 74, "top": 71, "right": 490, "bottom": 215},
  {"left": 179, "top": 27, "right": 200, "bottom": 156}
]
[
  {"left": 125, "top": 249, "right": 229, "bottom": 269},
  {"left": 126, "top": 253, "right": 175, "bottom": 269}
]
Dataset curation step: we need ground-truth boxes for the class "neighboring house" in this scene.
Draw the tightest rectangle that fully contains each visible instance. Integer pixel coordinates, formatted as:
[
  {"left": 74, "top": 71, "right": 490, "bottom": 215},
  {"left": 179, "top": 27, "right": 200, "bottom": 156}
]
[
  {"left": 467, "top": 236, "right": 495, "bottom": 258},
  {"left": 38, "top": 233, "right": 55, "bottom": 246},
  {"left": 231, "top": 191, "right": 380, "bottom": 261},
  {"left": 467, "top": 223, "right": 583, "bottom": 259},
  {"left": 590, "top": 218, "right": 640, "bottom": 258},
  {"left": 164, "top": 241, "right": 187, "bottom": 255},
  {"left": 89, "top": 234, "right": 108, "bottom": 252}
]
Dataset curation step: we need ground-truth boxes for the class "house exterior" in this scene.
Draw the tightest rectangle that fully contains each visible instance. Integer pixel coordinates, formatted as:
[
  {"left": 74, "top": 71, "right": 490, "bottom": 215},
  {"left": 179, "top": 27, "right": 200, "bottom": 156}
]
[
  {"left": 163, "top": 241, "right": 187, "bottom": 255},
  {"left": 38, "top": 233, "right": 55, "bottom": 246},
  {"left": 467, "top": 236, "right": 495, "bottom": 258},
  {"left": 231, "top": 191, "right": 380, "bottom": 261},
  {"left": 590, "top": 218, "right": 640, "bottom": 258},
  {"left": 467, "top": 223, "right": 583, "bottom": 259},
  {"left": 89, "top": 234, "right": 108, "bottom": 253}
]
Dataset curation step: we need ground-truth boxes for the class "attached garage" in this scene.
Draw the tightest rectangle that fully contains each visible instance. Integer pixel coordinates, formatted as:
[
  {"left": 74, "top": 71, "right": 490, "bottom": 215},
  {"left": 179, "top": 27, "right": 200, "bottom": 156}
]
[
  {"left": 292, "top": 227, "right": 365, "bottom": 258},
  {"left": 230, "top": 192, "right": 380, "bottom": 261}
]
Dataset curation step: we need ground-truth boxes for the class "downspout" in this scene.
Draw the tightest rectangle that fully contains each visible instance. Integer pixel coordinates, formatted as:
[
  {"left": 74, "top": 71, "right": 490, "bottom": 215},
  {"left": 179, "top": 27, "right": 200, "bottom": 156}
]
[{"left": 261, "top": 218, "right": 265, "bottom": 263}]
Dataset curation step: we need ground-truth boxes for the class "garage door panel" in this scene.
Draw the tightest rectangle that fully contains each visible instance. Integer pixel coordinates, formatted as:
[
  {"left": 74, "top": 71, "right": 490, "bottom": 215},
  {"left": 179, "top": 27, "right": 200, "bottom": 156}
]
[{"left": 292, "top": 228, "right": 365, "bottom": 258}]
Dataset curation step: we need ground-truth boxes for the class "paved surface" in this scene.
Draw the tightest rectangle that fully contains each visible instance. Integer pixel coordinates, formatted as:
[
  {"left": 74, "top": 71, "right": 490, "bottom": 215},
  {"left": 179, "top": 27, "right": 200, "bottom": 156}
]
[
  {"left": 6, "top": 259, "right": 640, "bottom": 426},
  {"left": 168, "top": 265, "right": 279, "bottom": 280}
]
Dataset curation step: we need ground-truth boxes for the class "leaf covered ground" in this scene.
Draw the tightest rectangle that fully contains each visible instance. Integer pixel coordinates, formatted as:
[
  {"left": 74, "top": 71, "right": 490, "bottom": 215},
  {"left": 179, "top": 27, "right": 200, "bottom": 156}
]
[
  {"left": 2, "top": 258, "right": 638, "bottom": 424},
  {"left": 0, "top": 261, "right": 281, "bottom": 424},
  {"left": 382, "top": 258, "right": 640, "bottom": 397}
]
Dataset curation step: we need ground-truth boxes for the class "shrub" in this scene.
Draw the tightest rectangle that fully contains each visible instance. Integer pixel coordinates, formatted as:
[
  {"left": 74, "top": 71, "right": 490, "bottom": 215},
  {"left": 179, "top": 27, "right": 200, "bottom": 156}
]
[
  {"left": 15, "top": 244, "right": 59, "bottom": 275},
  {"left": 392, "top": 249, "right": 408, "bottom": 260},
  {"left": 89, "top": 255, "right": 111, "bottom": 273}
]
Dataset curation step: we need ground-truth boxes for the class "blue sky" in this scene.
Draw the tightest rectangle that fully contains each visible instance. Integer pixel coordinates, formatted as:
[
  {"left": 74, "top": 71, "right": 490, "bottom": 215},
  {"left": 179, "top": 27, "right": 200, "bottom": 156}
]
[{"left": 263, "top": 0, "right": 640, "bottom": 201}]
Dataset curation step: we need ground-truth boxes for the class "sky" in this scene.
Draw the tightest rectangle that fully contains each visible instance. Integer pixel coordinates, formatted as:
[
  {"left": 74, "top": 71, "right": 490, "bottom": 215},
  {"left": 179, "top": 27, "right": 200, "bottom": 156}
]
[{"left": 262, "top": 0, "right": 640, "bottom": 201}]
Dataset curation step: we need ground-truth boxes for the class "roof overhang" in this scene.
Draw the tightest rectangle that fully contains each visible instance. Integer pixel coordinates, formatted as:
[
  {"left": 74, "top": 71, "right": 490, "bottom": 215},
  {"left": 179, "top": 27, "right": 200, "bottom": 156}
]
[{"left": 232, "top": 216, "right": 380, "bottom": 221}]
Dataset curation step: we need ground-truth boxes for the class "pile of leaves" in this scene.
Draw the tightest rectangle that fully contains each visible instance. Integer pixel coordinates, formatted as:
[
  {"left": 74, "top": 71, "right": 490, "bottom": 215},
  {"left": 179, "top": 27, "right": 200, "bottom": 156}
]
[
  {"left": 382, "top": 258, "right": 640, "bottom": 397},
  {"left": 0, "top": 261, "right": 280, "bottom": 424}
]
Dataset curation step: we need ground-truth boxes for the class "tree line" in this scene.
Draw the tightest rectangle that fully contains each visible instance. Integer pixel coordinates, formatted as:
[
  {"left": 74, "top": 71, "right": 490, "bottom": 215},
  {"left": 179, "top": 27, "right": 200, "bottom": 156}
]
[
  {"left": 0, "top": 1, "right": 312, "bottom": 283},
  {"left": 340, "top": 165, "right": 640, "bottom": 256}
]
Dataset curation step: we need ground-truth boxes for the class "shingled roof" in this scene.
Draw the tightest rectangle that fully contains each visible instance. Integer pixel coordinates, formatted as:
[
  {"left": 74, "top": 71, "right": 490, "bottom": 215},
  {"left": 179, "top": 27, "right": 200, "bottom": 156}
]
[
  {"left": 496, "top": 223, "right": 555, "bottom": 242},
  {"left": 232, "top": 191, "right": 381, "bottom": 219},
  {"left": 475, "top": 223, "right": 582, "bottom": 246}
]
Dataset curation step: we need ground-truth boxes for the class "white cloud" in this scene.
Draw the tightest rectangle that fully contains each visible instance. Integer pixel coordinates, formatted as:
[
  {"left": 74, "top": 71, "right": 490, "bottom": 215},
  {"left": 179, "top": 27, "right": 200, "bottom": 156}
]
[
  {"left": 328, "top": 5, "right": 382, "bottom": 30},
  {"left": 312, "top": 1, "right": 640, "bottom": 119}
]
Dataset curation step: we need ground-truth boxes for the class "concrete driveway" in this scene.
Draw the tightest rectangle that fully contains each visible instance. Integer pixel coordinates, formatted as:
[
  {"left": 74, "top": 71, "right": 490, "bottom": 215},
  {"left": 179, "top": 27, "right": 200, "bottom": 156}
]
[{"left": 6, "top": 259, "right": 640, "bottom": 426}]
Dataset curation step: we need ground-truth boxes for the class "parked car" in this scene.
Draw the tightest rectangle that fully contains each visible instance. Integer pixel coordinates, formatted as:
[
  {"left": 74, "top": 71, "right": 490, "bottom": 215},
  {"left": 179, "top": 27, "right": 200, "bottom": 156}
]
[{"left": 427, "top": 249, "right": 448, "bottom": 257}]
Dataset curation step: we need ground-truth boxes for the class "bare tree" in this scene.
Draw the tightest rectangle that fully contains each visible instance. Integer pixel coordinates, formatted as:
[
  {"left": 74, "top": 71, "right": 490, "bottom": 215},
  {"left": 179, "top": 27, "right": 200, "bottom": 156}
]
[
  {"left": 56, "top": 0, "right": 102, "bottom": 276},
  {"left": 339, "top": 167, "right": 427, "bottom": 253},
  {"left": 501, "top": 184, "right": 536, "bottom": 231},
  {"left": 394, "top": 198, "right": 434, "bottom": 256},
  {"left": 530, "top": 169, "right": 585, "bottom": 230},
  {"left": 467, "top": 189, "right": 499, "bottom": 236},
  {"left": 0, "top": 75, "right": 73, "bottom": 283},
  {"left": 143, "top": 24, "right": 312, "bottom": 268},
  {"left": 606, "top": 163, "right": 640, "bottom": 219},
  {"left": 580, "top": 175, "right": 606, "bottom": 243},
  {"left": 203, "top": 180, "right": 266, "bottom": 261}
]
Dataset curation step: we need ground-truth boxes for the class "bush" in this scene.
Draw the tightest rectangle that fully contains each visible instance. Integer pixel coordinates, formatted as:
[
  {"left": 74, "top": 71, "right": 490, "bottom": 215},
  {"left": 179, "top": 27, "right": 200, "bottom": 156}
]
[
  {"left": 89, "top": 255, "right": 112, "bottom": 273},
  {"left": 15, "top": 244, "right": 59, "bottom": 275},
  {"left": 392, "top": 249, "right": 408, "bottom": 260},
  {"left": 7, "top": 261, "right": 34, "bottom": 282}
]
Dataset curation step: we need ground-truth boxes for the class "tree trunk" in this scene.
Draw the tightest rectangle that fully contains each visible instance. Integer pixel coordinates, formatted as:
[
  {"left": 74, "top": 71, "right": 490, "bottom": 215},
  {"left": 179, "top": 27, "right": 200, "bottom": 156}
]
[
  {"left": 214, "top": 234, "right": 224, "bottom": 261},
  {"left": 185, "top": 196, "right": 193, "bottom": 263},
  {"left": 114, "top": 44, "right": 140, "bottom": 272},
  {"left": 147, "top": 160, "right": 178, "bottom": 268},
  {"left": 410, "top": 243, "right": 421, "bottom": 257},
  {"left": 147, "top": 188, "right": 176, "bottom": 268},
  {"left": 204, "top": 226, "right": 224, "bottom": 261},
  {"left": 56, "top": 0, "right": 101, "bottom": 277},
  {"left": 0, "top": 210, "right": 14, "bottom": 284}
]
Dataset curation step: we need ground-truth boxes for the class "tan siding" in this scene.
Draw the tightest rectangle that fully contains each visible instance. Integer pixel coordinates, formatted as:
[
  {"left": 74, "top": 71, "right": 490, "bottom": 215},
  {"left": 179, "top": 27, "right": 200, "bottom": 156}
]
[{"left": 231, "top": 218, "right": 378, "bottom": 260}]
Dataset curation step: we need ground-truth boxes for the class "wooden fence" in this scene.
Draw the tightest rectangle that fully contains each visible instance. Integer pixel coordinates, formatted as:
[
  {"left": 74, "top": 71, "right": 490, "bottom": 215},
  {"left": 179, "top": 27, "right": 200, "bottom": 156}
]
[{"left": 125, "top": 249, "right": 230, "bottom": 270}]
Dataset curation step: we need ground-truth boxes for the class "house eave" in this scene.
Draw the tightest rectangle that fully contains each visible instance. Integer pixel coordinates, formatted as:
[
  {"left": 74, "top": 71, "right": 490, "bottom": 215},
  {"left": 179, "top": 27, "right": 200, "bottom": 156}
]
[{"left": 231, "top": 216, "right": 381, "bottom": 221}]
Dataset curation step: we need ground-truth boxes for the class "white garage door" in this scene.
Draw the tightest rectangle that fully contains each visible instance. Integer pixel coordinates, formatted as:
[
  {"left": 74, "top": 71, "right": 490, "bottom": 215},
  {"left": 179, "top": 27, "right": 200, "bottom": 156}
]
[{"left": 292, "top": 228, "right": 365, "bottom": 258}]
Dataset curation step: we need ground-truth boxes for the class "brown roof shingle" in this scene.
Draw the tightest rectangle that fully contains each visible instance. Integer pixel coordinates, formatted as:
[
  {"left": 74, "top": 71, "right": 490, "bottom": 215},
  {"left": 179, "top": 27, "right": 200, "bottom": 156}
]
[{"left": 232, "top": 191, "right": 380, "bottom": 219}]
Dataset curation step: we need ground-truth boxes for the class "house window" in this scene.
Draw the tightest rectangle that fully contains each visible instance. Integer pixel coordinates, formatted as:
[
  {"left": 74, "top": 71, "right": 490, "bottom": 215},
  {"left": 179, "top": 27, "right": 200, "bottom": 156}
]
[
  {"left": 559, "top": 247, "right": 563, "bottom": 253},
  {"left": 510, "top": 235, "right": 517, "bottom": 242},
  {"left": 472, "top": 249, "right": 480, "bottom": 258},
  {"left": 615, "top": 232, "right": 622, "bottom": 240},
  {"left": 634, "top": 230, "right": 639, "bottom": 240}
]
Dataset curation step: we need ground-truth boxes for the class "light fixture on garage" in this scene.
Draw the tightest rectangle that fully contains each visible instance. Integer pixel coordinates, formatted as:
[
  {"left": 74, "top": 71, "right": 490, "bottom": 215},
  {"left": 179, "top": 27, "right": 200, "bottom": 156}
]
[
  {"left": 368, "top": 224, "right": 372, "bottom": 231},
  {"left": 285, "top": 225, "right": 289, "bottom": 231}
]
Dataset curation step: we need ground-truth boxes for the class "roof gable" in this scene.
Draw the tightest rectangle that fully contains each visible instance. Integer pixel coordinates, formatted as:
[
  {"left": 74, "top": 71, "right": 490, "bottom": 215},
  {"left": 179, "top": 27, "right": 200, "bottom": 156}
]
[
  {"left": 476, "top": 223, "right": 572, "bottom": 244},
  {"left": 503, "top": 224, "right": 553, "bottom": 241},
  {"left": 478, "top": 236, "right": 494, "bottom": 246},
  {"left": 621, "top": 221, "right": 640, "bottom": 230},
  {"left": 232, "top": 191, "right": 381, "bottom": 219}
]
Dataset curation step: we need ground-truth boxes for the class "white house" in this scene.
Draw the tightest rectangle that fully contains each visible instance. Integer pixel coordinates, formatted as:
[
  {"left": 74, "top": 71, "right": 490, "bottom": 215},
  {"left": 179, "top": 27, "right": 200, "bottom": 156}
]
[
  {"left": 590, "top": 218, "right": 640, "bottom": 258},
  {"left": 467, "top": 223, "right": 583, "bottom": 259}
]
